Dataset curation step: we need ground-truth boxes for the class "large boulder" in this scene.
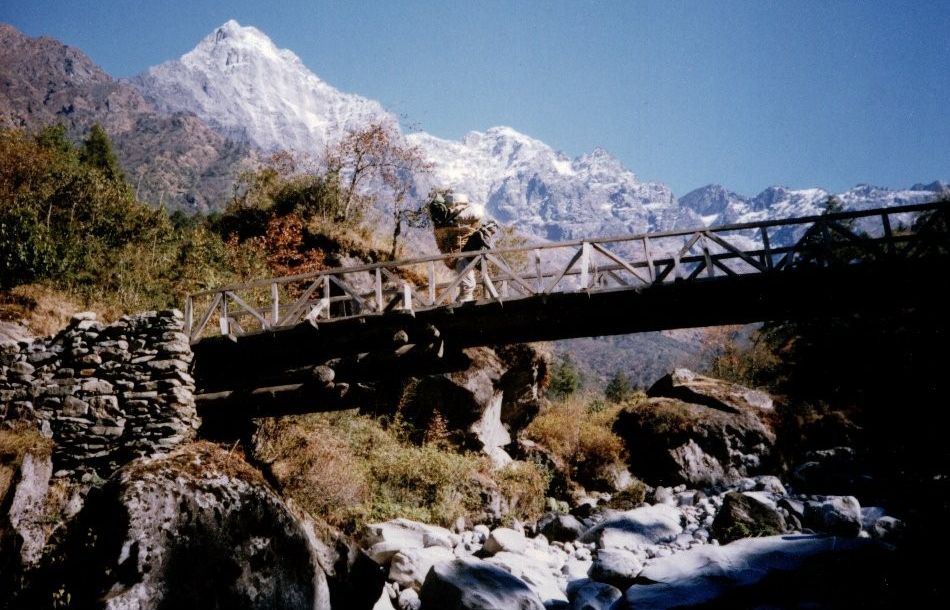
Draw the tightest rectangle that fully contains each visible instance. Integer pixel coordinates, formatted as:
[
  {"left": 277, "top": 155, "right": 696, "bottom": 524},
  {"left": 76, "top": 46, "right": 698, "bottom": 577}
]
[
  {"left": 399, "top": 346, "right": 545, "bottom": 466},
  {"left": 419, "top": 557, "right": 545, "bottom": 610},
  {"left": 486, "top": 551, "right": 567, "bottom": 605},
  {"left": 21, "top": 442, "right": 329, "bottom": 610},
  {"left": 647, "top": 368, "right": 774, "bottom": 413},
  {"left": 711, "top": 491, "right": 787, "bottom": 544},
  {"left": 613, "top": 394, "right": 774, "bottom": 487},
  {"left": 620, "top": 534, "right": 883, "bottom": 609},
  {"left": 579, "top": 504, "right": 682, "bottom": 551}
]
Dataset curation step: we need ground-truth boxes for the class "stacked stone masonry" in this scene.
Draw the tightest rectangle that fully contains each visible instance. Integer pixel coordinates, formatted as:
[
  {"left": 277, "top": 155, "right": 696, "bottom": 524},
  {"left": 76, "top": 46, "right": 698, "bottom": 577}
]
[{"left": 0, "top": 310, "right": 199, "bottom": 477}]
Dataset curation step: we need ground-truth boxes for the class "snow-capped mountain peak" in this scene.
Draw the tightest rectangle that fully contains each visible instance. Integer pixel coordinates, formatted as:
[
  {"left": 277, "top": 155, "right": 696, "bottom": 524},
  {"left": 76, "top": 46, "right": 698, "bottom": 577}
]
[
  {"left": 183, "top": 19, "right": 302, "bottom": 72},
  {"left": 129, "top": 20, "right": 394, "bottom": 152}
]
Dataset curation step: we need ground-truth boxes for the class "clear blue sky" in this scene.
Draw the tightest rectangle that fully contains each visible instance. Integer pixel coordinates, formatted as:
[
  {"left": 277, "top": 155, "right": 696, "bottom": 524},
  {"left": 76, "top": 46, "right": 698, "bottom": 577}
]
[{"left": 3, "top": 0, "right": 948, "bottom": 197}]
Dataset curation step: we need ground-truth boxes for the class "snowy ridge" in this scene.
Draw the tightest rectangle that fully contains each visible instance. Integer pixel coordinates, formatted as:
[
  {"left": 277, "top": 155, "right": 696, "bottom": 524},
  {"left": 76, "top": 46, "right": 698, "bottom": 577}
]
[
  {"left": 680, "top": 182, "right": 949, "bottom": 227},
  {"left": 129, "top": 20, "right": 395, "bottom": 152}
]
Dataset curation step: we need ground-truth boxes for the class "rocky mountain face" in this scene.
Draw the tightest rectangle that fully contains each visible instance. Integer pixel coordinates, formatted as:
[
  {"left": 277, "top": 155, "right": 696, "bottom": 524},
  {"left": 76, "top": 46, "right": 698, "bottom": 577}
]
[
  {"left": 129, "top": 20, "right": 394, "bottom": 153},
  {"left": 0, "top": 23, "right": 252, "bottom": 213},
  {"left": 680, "top": 181, "right": 949, "bottom": 228}
]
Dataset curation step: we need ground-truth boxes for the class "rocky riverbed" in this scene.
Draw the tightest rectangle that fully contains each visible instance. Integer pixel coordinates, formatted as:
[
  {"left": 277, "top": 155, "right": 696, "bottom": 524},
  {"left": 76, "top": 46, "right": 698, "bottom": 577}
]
[{"left": 0, "top": 313, "right": 922, "bottom": 609}]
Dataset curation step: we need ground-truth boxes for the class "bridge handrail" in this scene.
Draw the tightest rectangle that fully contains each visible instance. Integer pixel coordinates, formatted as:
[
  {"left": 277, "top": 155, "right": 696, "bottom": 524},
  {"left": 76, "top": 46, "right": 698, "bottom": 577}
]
[
  {"left": 187, "top": 200, "right": 943, "bottom": 297},
  {"left": 184, "top": 200, "right": 948, "bottom": 341}
]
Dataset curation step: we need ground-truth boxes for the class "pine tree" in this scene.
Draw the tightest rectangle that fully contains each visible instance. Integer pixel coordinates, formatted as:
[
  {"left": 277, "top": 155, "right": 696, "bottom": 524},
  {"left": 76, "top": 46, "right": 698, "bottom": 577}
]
[{"left": 80, "top": 123, "right": 124, "bottom": 182}]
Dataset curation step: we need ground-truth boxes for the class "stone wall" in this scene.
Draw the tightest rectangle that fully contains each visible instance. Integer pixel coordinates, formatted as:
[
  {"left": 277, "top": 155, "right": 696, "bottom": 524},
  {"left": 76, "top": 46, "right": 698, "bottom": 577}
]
[{"left": 0, "top": 310, "right": 198, "bottom": 477}]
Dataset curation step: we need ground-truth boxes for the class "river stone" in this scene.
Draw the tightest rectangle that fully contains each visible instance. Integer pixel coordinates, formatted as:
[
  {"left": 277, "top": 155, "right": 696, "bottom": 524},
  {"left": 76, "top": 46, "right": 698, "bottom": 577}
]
[
  {"left": 389, "top": 546, "right": 456, "bottom": 590},
  {"left": 568, "top": 581, "right": 622, "bottom": 610},
  {"left": 538, "top": 513, "right": 586, "bottom": 543},
  {"left": 579, "top": 504, "right": 682, "bottom": 551},
  {"left": 804, "top": 496, "right": 862, "bottom": 536},
  {"left": 587, "top": 548, "right": 643, "bottom": 590},
  {"left": 712, "top": 491, "right": 787, "bottom": 544},
  {"left": 483, "top": 527, "right": 529, "bottom": 555},
  {"left": 419, "top": 557, "right": 545, "bottom": 610},
  {"left": 622, "top": 534, "right": 879, "bottom": 609}
]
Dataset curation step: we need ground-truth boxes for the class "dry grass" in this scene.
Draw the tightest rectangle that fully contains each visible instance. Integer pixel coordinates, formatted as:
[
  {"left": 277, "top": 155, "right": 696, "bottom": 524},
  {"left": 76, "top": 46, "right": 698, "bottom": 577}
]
[
  {"left": 253, "top": 411, "right": 549, "bottom": 532},
  {"left": 524, "top": 394, "right": 627, "bottom": 491},
  {"left": 495, "top": 461, "right": 550, "bottom": 524},
  {"left": 0, "top": 284, "right": 85, "bottom": 336},
  {"left": 125, "top": 440, "right": 267, "bottom": 486},
  {"left": 0, "top": 423, "right": 54, "bottom": 500}
]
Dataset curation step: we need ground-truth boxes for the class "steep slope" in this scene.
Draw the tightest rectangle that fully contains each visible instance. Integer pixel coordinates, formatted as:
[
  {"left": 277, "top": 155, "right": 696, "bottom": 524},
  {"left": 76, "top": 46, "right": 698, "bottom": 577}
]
[
  {"left": 0, "top": 23, "right": 251, "bottom": 213},
  {"left": 130, "top": 19, "right": 395, "bottom": 152}
]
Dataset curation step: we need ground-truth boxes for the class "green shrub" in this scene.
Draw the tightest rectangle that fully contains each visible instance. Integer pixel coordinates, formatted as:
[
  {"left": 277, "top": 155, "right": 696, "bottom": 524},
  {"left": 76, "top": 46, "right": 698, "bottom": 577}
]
[
  {"left": 546, "top": 356, "right": 581, "bottom": 400},
  {"left": 606, "top": 478, "right": 649, "bottom": 510}
]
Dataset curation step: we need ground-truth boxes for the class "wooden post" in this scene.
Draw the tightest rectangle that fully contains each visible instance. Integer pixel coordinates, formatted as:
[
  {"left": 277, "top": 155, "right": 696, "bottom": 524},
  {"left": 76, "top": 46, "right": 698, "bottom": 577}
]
[
  {"left": 219, "top": 293, "right": 229, "bottom": 335},
  {"left": 184, "top": 296, "right": 193, "bottom": 339},
  {"left": 323, "top": 275, "right": 331, "bottom": 320},
  {"left": 881, "top": 213, "right": 895, "bottom": 258},
  {"left": 428, "top": 261, "right": 436, "bottom": 305},
  {"left": 403, "top": 282, "right": 413, "bottom": 312},
  {"left": 535, "top": 249, "right": 543, "bottom": 294},
  {"left": 701, "top": 235, "right": 715, "bottom": 278},
  {"left": 642, "top": 236, "right": 655, "bottom": 283},
  {"left": 271, "top": 283, "right": 280, "bottom": 326},
  {"left": 579, "top": 242, "right": 590, "bottom": 289},
  {"left": 760, "top": 227, "right": 773, "bottom": 271},
  {"left": 375, "top": 268, "right": 383, "bottom": 312}
]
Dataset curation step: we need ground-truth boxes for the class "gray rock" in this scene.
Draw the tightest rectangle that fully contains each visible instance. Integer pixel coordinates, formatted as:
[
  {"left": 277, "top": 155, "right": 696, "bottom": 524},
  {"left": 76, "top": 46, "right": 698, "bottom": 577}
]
[
  {"left": 398, "top": 587, "right": 422, "bottom": 610},
  {"left": 389, "top": 546, "right": 456, "bottom": 590},
  {"left": 538, "top": 513, "right": 586, "bottom": 543},
  {"left": 614, "top": 395, "right": 774, "bottom": 488},
  {"left": 647, "top": 368, "right": 774, "bottom": 412},
  {"left": 363, "top": 519, "right": 456, "bottom": 564},
  {"left": 34, "top": 443, "right": 328, "bottom": 610},
  {"left": 419, "top": 557, "right": 545, "bottom": 610},
  {"left": 588, "top": 548, "right": 642, "bottom": 590},
  {"left": 487, "top": 551, "right": 567, "bottom": 605},
  {"left": 711, "top": 492, "right": 786, "bottom": 544},
  {"left": 804, "top": 496, "right": 862, "bottom": 536},
  {"left": 4, "top": 450, "right": 53, "bottom": 566},
  {"left": 579, "top": 504, "right": 682, "bottom": 551},
  {"left": 620, "top": 534, "right": 879, "bottom": 609},
  {"left": 483, "top": 527, "right": 528, "bottom": 555},
  {"left": 871, "top": 516, "right": 905, "bottom": 544},
  {"left": 861, "top": 506, "right": 887, "bottom": 530},
  {"left": 569, "top": 581, "right": 622, "bottom": 610}
]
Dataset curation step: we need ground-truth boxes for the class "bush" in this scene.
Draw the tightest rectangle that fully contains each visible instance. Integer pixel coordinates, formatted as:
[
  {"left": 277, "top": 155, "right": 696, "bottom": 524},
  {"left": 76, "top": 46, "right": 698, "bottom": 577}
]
[
  {"left": 606, "top": 478, "right": 649, "bottom": 510},
  {"left": 253, "top": 411, "right": 547, "bottom": 532},
  {"left": 604, "top": 371, "right": 633, "bottom": 403},
  {"left": 546, "top": 356, "right": 581, "bottom": 400},
  {"left": 524, "top": 395, "right": 626, "bottom": 492},
  {"left": 495, "top": 461, "right": 550, "bottom": 524}
]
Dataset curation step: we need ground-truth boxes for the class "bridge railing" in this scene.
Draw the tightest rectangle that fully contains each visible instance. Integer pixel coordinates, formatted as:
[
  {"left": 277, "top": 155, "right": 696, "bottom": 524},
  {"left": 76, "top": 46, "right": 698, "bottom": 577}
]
[{"left": 184, "top": 201, "right": 947, "bottom": 342}]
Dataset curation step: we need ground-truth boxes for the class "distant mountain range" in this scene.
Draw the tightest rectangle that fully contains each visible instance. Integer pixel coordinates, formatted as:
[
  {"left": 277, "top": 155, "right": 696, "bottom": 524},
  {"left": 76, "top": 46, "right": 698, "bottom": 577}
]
[{"left": 2, "top": 20, "right": 945, "bottom": 241}]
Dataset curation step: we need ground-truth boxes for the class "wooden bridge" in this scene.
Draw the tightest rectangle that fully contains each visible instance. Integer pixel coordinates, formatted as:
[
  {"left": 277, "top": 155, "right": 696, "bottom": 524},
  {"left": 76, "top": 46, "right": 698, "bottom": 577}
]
[{"left": 186, "top": 201, "right": 948, "bottom": 417}]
